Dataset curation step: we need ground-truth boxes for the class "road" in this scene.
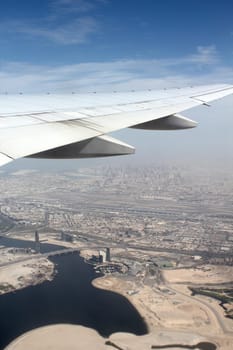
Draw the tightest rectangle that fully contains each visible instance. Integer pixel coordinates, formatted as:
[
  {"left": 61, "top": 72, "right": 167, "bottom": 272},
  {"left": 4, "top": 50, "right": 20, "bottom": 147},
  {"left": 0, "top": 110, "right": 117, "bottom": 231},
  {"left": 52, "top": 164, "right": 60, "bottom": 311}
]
[{"left": 166, "top": 283, "right": 233, "bottom": 335}]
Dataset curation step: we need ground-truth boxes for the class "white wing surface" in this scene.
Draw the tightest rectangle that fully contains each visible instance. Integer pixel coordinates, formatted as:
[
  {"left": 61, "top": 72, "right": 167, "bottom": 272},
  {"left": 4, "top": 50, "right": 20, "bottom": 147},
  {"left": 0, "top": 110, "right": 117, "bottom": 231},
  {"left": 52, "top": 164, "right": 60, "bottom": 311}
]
[{"left": 0, "top": 84, "right": 232, "bottom": 167}]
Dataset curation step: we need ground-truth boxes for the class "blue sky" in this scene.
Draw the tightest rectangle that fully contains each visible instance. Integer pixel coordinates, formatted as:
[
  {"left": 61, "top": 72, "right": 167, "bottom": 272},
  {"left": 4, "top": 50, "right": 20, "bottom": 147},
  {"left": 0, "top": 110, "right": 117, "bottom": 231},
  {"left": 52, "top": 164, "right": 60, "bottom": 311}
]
[{"left": 0, "top": 0, "right": 233, "bottom": 93}]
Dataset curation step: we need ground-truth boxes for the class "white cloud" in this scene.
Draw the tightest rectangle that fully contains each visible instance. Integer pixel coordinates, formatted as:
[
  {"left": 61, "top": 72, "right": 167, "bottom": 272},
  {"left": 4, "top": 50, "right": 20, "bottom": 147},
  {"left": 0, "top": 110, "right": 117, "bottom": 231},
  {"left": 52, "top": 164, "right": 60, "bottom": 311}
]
[
  {"left": 5, "top": 17, "right": 98, "bottom": 45},
  {"left": 0, "top": 0, "right": 105, "bottom": 45},
  {"left": 0, "top": 46, "right": 232, "bottom": 93},
  {"left": 159, "top": 45, "right": 219, "bottom": 67},
  {"left": 189, "top": 45, "right": 218, "bottom": 64}
]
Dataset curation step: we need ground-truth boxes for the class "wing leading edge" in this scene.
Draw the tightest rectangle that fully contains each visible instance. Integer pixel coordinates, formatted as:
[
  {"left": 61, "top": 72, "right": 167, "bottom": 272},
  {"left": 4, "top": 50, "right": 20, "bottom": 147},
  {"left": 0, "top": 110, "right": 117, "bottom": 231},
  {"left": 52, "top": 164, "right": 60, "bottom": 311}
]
[{"left": 0, "top": 84, "right": 232, "bottom": 167}]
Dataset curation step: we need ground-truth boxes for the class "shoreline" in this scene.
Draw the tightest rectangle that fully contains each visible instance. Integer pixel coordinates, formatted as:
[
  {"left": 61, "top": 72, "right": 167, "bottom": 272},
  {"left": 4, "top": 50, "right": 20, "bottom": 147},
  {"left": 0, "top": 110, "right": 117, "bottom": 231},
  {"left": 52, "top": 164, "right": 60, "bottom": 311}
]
[
  {"left": 0, "top": 256, "right": 54, "bottom": 295},
  {"left": 92, "top": 274, "right": 233, "bottom": 349},
  {"left": 1, "top": 236, "right": 233, "bottom": 349},
  {"left": 4, "top": 324, "right": 218, "bottom": 350}
]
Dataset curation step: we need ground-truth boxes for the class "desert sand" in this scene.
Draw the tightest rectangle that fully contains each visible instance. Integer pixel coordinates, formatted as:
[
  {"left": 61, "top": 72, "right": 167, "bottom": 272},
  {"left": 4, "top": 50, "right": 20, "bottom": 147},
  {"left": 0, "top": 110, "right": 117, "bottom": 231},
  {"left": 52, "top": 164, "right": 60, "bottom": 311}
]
[
  {"left": 0, "top": 258, "right": 54, "bottom": 294},
  {"left": 4, "top": 324, "right": 219, "bottom": 350}
]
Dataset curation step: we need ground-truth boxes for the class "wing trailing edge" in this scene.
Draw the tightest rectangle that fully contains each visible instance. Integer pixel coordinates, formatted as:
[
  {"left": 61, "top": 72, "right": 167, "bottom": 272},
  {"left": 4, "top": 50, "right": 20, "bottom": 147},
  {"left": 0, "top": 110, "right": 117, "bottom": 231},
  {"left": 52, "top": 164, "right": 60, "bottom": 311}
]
[
  {"left": 0, "top": 84, "right": 232, "bottom": 167},
  {"left": 0, "top": 153, "right": 12, "bottom": 167}
]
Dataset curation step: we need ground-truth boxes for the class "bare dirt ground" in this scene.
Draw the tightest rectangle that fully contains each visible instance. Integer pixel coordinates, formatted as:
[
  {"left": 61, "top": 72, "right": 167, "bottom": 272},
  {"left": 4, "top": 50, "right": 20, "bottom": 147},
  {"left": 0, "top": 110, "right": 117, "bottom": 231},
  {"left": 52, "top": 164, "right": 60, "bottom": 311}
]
[
  {"left": 4, "top": 324, "right": 219, "bottom": 350},
  {"left": 93, "top": 269, "right": 233, "bottom": 350},
  {"left": 163, "top": 265, "right": 233, "bottom": 285},
  {"left": 0, "top": 258, "right": 54, "bottom": 294}
]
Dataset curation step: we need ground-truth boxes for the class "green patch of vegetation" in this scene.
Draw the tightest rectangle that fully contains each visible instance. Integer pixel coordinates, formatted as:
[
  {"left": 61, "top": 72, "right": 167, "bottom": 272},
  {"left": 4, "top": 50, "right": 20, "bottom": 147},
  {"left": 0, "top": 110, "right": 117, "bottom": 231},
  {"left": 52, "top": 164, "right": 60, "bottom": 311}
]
[
  {"left": 190, "top": 287, "right": 233, "bottom": 304},
  {"left": 0, "top": 283, "right": 14, "bottom": 293},
  {"left": 158, "top": 260, "right": 174, "bottom": 269}
]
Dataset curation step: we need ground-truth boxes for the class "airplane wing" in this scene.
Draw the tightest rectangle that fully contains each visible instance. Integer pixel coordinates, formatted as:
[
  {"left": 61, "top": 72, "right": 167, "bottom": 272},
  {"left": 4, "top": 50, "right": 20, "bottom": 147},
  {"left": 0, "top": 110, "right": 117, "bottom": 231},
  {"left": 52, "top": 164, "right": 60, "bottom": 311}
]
[{"left": 0, "top": 84, "right": 232, "bottom": 167}]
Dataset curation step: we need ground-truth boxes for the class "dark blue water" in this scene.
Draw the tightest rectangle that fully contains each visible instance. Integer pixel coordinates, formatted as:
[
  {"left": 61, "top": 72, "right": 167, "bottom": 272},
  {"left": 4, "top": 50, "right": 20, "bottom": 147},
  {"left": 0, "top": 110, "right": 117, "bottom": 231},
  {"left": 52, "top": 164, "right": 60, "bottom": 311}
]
[
  {"left": 0, "top": 238, "right": 148, "bottom": 349},
  {"left": 0, "top": 236, "right": 64, "bottom": 253}
]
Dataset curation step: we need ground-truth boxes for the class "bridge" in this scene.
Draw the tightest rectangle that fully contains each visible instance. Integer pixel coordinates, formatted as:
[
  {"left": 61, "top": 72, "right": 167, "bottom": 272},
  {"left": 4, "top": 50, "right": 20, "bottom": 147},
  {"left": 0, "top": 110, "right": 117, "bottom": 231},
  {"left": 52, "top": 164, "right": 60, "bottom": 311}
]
[
  {"left": 0, "top": 245, "right": 114, "bottom": 268},
  {"left": 43, "top": 246, "right": 112, "bottom": 258}
]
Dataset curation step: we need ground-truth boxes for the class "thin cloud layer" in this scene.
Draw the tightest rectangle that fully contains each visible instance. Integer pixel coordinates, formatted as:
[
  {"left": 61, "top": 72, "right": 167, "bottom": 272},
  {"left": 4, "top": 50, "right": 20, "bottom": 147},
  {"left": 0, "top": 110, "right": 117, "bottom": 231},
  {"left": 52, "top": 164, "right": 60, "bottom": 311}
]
[
  {"left": 3, "top": 17, "right": 98, "bottom": 45},
  {"left": 0, "top": 0, "right": 105, "bottom": 45},
  {"left": 0, "top": 46, "right": 232, "bottom": 93}
]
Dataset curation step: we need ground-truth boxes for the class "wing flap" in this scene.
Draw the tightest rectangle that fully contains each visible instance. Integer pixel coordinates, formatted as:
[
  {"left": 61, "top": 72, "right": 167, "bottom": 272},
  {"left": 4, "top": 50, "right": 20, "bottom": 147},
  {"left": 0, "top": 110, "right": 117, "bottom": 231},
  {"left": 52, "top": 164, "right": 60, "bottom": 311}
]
[
  {"left": 0, "top": 121, "right": 99, "bottom": 159},
  {"left": 0, "top": 99, "right": 200, "bottom": 160},
  {"left": 81, "top": 99, "right": 200, "bottom": 132}
]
